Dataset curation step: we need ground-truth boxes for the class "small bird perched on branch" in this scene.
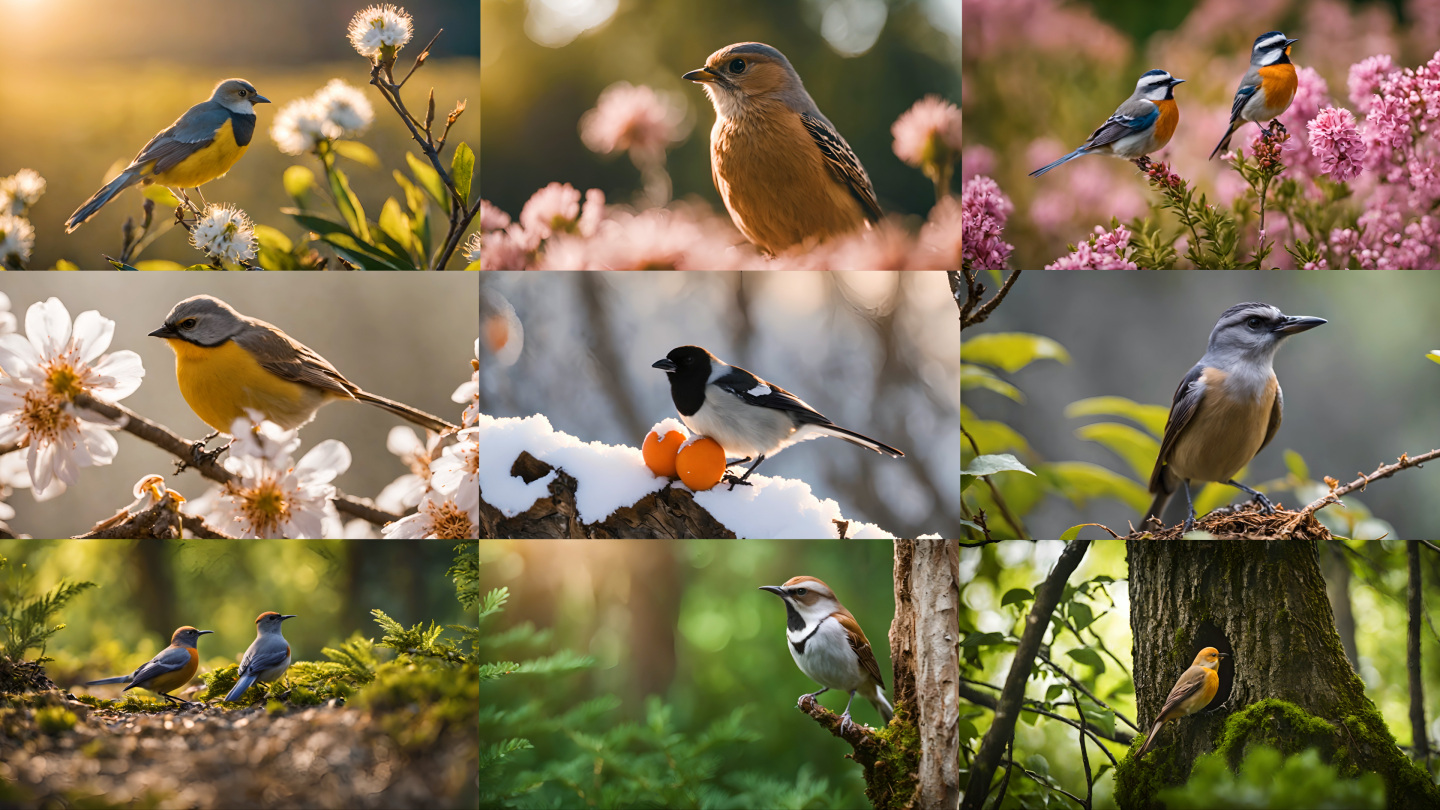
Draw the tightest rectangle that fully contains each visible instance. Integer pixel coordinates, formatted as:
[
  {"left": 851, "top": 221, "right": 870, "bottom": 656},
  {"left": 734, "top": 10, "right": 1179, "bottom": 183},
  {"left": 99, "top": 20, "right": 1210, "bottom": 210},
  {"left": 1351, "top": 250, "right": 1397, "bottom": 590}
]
[
  {"left": 1137, "top": 646, "right": 1227, "bottom": 758},
  {"left": 684, "top": 42, "right": 881, "bottom": 255},
  {"left": 760, "top": 576, "right": 893, "bottom": 734}
]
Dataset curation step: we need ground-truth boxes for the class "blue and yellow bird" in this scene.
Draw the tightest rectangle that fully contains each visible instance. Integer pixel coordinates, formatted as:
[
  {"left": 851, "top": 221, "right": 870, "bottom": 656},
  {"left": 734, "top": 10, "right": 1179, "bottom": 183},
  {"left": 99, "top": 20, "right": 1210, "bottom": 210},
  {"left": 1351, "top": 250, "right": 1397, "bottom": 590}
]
[
  {"left": 1030, "top": 69, "right": 1185, "bottom": 177},
  {"left": 1209, "top": 32, "right": 1299, "bottom": 160},
  {"left": 65, "top": 78, "right": 270, "bottom": 233}
]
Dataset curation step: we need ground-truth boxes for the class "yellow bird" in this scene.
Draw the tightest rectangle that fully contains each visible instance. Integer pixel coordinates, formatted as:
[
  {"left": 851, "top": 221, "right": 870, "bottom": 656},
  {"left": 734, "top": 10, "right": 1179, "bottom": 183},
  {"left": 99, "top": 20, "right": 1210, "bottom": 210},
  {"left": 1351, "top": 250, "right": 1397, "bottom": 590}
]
[
  {"left": 65, "top": 79, "right": 270, "bottom": 233},
  {"left": 1137, "top": 646, "right": 1227, "bottom": 758},
  {"left": 149, "top": 295, "right": 456, "bottom": 435}
]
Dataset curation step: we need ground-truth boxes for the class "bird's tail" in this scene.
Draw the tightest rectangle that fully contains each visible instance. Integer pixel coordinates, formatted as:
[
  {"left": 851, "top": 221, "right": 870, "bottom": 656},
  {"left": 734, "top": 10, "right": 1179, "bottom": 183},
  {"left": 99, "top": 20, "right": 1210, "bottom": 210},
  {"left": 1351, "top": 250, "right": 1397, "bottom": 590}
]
[
  {"left": 1209, "top": 123, "right": 1240, "bottom": 161},
  {"left": 810, "top": 423, "right": 904, "bottom": 458},
  {"left": 352, "top": 389, "right": 458, "bottom": 434},
  {"left": 1142, "top": 490, "right": 1171, "bottom": 530},
  {"left": 1029, "top": 149, "right": 1086, "bottom": 177},
  {"left": 83, "top": 675, "right": 133, "bottom": 686},
  {"left": 224, "top": 673, "right": 258, "bottom": 703},
  {"left": 1136, "top": 720, "right": 1166, "bottom": 758},
  {"left": 870, "top": 688, "right": 894, "bottom": 724},
  {"left": 65, "top": 170, "right": 143, "bottom": 233}
]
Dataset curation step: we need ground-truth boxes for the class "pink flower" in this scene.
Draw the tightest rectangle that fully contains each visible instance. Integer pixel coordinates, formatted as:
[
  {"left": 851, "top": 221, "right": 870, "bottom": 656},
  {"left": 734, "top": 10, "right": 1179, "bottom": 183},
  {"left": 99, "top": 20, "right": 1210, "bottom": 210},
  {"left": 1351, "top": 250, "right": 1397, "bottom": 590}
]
[
  {"left": 480, "top": 199, "right": 511, "bottom": 233},
  {"left": 961, "top": 176, "right": 1013, "bottom": 271},
  {"left": 1276, "top": 67, "right": 1332, "bottom": 177},
  {"left": 918, "top": 195, "right": 962, "bottom": 270},
  {"left": 1045, "top": 223, "right": 1138, "bottom": 270},
  {"left": 480, "top": 224, "right": 535, "bottom": 271},
  {"left": 1348, "top": 54, "right": 1396, "bottom": 112},
  {"left": 1308, "top": 107, "right": 1367, "bottom": 183},
  {"left": 892, "top": 95, "right": 961, "bottom": 168},
  {"left": 962, "top": 145, "right": 996, "bottom": 181},
  {"left": 578, "top": 188, "right": 606, "bottom": 237},
  {"left": 519, "top": 182, "right": 582, "bottom": 239},
  {"left": 579, "top": 82, "right": 689, "bottom": 158}
]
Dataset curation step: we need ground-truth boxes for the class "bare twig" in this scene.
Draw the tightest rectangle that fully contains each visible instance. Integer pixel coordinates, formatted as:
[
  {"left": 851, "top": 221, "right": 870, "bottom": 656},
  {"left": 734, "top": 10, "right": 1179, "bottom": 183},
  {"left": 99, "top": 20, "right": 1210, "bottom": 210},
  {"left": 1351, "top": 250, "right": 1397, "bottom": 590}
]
[
  {"left": 960, "top": 266, "right": 1022, "bottom": 330},
  {"left": 1409, "top": 541, "right": 1430, "bottom": 763},
  {"left": 1281, "top": 449, "right": 1440, "bottom": 534},
  {"left": 959, "top": 680, "right": 1129, "bottom": 757}
]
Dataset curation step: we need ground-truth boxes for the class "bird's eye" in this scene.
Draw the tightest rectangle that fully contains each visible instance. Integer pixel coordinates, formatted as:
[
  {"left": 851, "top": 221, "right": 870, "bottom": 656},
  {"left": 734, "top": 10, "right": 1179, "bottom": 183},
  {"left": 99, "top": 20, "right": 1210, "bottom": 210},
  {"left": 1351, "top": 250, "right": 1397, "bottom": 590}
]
[
  {"left": 1245, "top": 316, "right": 1264, "bottom": 329},
  {"left": 729, "top": 58, "right": 746, "bottom": 73},
  {"left": 795, "top": 588, "right": 807, "bottom": 596},
  {"left": 179, "top": 318, "right": 197, "bottom": 329}
]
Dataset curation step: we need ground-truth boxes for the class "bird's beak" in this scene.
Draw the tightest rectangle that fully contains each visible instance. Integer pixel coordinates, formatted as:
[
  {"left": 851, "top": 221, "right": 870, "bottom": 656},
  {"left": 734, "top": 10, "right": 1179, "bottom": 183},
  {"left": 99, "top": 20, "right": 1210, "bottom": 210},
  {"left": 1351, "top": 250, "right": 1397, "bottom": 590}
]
[
  {"left": 758, "top": 585, "right": 785, "bottom": 597},
  {"left": 253, "top": 93, "right": 271, "bottom": 104},
  {"left": 653, "top": 358, "right": 677, "bottom": 372},
  {"left": 1273, "top": 315, "right": 1326, "bottom": 334},
  {"left": 197, "top": 630, "right": 215, "bottom": 636},
  {"left": 1170, "top": 78, "right": 1186, "bottom": 86},
  {"left": 280, "top": 614, "right": 298, "bottom": 621},
  {"left": 1217, "top": 652, "right": 1229, "bottom": 658},
  {"left": 683, "top": 67, "right": 719, "bottom": 84},
  {"left": 1285, "top": 38, "right": 1300, "bottom": 47},
  {"left": 148, "top": 324, "right": 177, "bottom": 339}
]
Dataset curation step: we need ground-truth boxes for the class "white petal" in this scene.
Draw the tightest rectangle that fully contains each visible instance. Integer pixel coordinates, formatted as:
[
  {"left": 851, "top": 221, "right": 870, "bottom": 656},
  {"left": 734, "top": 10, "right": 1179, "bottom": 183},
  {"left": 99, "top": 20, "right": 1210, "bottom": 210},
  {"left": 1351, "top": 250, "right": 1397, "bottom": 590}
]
[
  {"left": 87, "top": 350, "right": 146, "bottom": 400},
  {"left": 386, "top": 425, "right": 421, "bottom": 456},
  {"left": 0, "top": 333, "right": 39, "bottom": 377},
  {"left": 26, "top": 298, "right": 71, "bottom": 358},
  {"left": 72, "top": 310, "right": 114, "bottom": 362},
  {"left": 296, "top": 439, "right": 351, "bottom": 483}
]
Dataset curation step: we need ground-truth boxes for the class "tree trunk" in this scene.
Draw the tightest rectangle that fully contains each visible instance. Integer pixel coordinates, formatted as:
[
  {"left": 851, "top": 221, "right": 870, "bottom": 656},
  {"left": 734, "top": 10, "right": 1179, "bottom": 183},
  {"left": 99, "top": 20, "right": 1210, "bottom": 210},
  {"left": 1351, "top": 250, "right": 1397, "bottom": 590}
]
[
  {"left": 1116, "top": 539, "right": 1439, "bottom": 809},
  {"left": 1321, "top": 543, "right": 1359, "bottom": 672}
]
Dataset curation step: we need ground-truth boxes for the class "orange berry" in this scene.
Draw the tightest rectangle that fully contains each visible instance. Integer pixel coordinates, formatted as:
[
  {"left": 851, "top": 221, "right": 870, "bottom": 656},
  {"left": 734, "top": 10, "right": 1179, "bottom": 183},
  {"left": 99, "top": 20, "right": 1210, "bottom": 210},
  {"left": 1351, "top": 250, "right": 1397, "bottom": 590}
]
[
  {"left": 677, "top": 437, "right": 726, "bottom": 491},
  {"left": 642, "top": 428, "right": 686, "bottom": 478}
]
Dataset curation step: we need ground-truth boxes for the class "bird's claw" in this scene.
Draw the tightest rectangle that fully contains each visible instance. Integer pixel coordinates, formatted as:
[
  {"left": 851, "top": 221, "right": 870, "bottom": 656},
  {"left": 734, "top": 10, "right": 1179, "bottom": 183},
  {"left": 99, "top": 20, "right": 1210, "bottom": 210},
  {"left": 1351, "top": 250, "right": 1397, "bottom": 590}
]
[
  {"left": 838, "top": 711, "right": 856, "bottom": 735},
  {"left": 1251, "top": 491, "right": 1276, "bottom": 515},
  {"left": 723, "top": 472, "right": 754, "bottom": 490}
]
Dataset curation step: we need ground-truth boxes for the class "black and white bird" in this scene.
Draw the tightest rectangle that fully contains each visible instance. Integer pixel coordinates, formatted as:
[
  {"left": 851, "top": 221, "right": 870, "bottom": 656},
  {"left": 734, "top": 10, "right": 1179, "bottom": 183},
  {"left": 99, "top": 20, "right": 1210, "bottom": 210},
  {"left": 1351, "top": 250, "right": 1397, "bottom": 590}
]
[
  {"left": 651, "top": 345, "right": 903, "bottom": 489},
  {"left": 760, "top": 576, "right": 893, "bottom": 733}
]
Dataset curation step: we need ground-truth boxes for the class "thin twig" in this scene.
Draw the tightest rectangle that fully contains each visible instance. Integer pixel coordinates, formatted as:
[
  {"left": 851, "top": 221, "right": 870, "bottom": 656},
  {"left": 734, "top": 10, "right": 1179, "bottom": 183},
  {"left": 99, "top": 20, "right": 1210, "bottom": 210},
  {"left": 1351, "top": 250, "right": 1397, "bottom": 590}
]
[
  {"left": 961, "top": 266, "right": 1022, "bottom": 330},
  {"left": 1281, "top": 448, "right": 1440, "bottom": 534},
  {"left": 959, "top": 680, "right": 1130, "bottom": 756},
  {"left": 1038, "top": 649, "right": 1139, "bottom": 732},
  {"left": 1071, "top": 685, "right": 1094, "bottom": 810}
]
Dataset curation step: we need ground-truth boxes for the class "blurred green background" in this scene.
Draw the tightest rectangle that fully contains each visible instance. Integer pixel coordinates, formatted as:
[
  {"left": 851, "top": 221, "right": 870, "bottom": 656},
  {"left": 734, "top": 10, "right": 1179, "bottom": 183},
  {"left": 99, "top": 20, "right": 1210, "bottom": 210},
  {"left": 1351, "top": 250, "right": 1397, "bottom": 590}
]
[
  {"left": 480, "top": 539, "right": 901, "bottom": 807},
  {"left": 0, "top": 0, "right": 478, "bottom": 269},
  {"left": 1, "top": 538, "right": 472, "bottom": 691},
  {"left": 479, "top": 0, "right": 961, "bottom": 222},
  {"left": 0, "top": 274, "right": 477, "bottom": 538},
  {"left": 957, "top": 540, "right": 1440, "bottom": 808}
]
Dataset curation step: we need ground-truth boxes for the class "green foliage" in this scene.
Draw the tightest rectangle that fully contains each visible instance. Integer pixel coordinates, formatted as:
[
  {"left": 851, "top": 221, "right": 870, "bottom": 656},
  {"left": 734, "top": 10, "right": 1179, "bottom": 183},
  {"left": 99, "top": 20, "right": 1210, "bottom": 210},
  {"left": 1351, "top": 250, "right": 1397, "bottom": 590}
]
[
  {"left": 320, "top": 633, "right": 381, "bottom": 686},
  {"left": 372, "top": 608, "right": 467, "bottom": 665},
  {"left": 962, "top": 333, "right": 1071, "bottom": 373},
  {"left": 0, "top": 556, "right": 96, "bottom": 662},
  {"left": 35, "top": 705, "right": 77, "bottom": 734},
  {"left": 1158, "top": 746, "right": 1384, "bottom": 809}
]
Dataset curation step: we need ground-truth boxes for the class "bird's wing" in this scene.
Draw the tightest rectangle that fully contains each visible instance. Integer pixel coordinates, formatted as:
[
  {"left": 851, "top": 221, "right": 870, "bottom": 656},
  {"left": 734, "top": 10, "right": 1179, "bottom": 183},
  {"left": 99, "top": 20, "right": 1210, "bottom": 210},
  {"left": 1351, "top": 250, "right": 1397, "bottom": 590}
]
[
  {"left": 834, "top": 611, "right": 885, "bottom": 690},
  {"left": 127, "top": 645, "right": 192, "bottom": 685},
  {"left": 239, "top": 643, "right": 290, "bottom": 676},
  {"left": 1230, "top": 69, "right": 1262, "bottom": 122},
  {"left": 230, "top": 323, "right": 359, "bottom": 399},
  {"left": 1149, "top": 363, "right": 1206, "bottom": 494},
  {"left": 799, "top": 113, "right": 883, "bottom": 222},
  {"left": 1156, "top": 664, "right": 1211, "bottom": 721},
  {"left": 1082, "top": 99, "right": 1159, "bottom": 149},
  {"left": 128, "top": 102, "right": 231, "bottom": 176},
  {"left": 1257, "top": 381, "right": 1283, "bottom": 455},
  {"left": 711, "top": 368, "right": 829, "bottom": 424}
]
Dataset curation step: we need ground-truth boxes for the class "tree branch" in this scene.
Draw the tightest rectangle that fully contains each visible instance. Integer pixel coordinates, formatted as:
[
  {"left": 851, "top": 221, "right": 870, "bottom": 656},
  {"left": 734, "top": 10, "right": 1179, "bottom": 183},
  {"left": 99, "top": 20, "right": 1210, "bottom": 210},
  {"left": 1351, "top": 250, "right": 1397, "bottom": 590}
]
[
  {"left": 1409, "top": 540, "right": 1430, "bottom": 763},
  {"left": 1281, "top": 448, "right": 1440, "bottom": 534},
  {"left": 960, "top": 266, "right": 1022, "bottom": 330},
  {"left": 959, "top": 680, "right": 1130, "bottom": 756}
]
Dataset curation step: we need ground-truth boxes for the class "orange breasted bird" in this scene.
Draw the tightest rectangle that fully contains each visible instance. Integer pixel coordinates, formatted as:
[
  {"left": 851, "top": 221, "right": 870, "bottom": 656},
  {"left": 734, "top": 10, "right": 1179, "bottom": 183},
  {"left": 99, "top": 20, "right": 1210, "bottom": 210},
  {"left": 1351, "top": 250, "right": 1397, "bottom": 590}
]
[
  {"left": 1030, "top": 70, "right": 1184, "bottom": 177},
  {"left": 1210, "top": 32, "right": 1299, "bottom": 160},
  {"left": 1137, "top": 646, "right": 1228, "bottom": 757},
  {"left": 224, "top": 611, "right": 297, "bottom": 703},
  {"left": 82, "top": 625, "right": 214, "bottom": 705}
]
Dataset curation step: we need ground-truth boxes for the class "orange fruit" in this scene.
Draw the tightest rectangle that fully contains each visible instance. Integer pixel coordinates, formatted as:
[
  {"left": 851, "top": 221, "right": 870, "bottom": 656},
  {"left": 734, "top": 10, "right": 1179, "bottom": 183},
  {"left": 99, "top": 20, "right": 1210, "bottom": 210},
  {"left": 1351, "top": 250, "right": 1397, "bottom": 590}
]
[
  {"left": 642, "top": 428, "right": 686, "bottom": 478},
  {"left": 676, "top": 437, "right": 726, "bottom": 491}
]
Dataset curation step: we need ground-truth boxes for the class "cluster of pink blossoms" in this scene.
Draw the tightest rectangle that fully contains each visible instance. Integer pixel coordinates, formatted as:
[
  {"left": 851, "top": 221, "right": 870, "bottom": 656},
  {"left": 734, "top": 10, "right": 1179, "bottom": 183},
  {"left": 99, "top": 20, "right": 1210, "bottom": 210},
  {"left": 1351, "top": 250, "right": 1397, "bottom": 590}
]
[
  {"left": 960, "top": 176, "right": 1014, "bottom": 271},
  {"left": 1045, "top": 223, "right": 1138, "bottom": 270}
]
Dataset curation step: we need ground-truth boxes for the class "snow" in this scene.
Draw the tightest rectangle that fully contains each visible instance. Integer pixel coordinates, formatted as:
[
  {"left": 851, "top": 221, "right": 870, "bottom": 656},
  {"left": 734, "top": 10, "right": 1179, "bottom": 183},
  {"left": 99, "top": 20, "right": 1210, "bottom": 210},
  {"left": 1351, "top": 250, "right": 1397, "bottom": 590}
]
[{"left": 480, "top": 413, "right": 903, "bottom": 538}]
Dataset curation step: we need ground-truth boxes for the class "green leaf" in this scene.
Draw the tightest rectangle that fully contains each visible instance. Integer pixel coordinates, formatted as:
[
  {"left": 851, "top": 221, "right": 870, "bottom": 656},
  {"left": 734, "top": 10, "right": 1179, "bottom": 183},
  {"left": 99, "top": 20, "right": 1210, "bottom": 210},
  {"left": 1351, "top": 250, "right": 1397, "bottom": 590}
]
[
  {"left": 284, "top": 165, "right": 316, "bottom": 208},
  {"left": 959, "top": 631, "right": 1006, "bottom": 648},
  {"left": 1284, "top": 449, "right": 1310, "bottom": 481},
  {"left": 1078, "top": 699, "right": 1116, "bottom": 738},
  {"left": 451, "top": 142, "right": 474, "bottom": 205},
  {"left": 1023, "top": 754, "right": 1050, "bottom": 779},
  {"left": 332, "top": 139, "right": 381, "bottom": 168},
  {"left": 253, "top": 224, "right": 293, "bottom": 253},
  {"left": 394, "top": 170, "right": 432, "bottom": 258},
  {"left": 957, "top": 717, "right": 980, "bottom": 742},
  {"left": 321, "top": 232, "right": 411, "bottom": 271},
  {"left": 1428, "top": 351, "right": 1440, "bottom": 365},
  {"left": 50, "top": 260, "right": 80, "bottom": 271},
  {"left": 960, "top": 518, "right": 984, "bottom": 533},
  {"left": 407, "top": 152, "right": 450, "bottom": 213},
  {"left": 1044, "top": 684, "right": 1064, "bottom": 703},
  {"left": 1001, "top": 588, "right": 1033, "bottom": 607},
  {"left": 1042, "top": 461, "right": 1151, "bottom": 513},
  {"left": 281, "top": 208, "right": 352, "bottom": 237},
  {"left": 254, "top": 225, "right": 298, "bottom": 271},
  {"left": 134, "top": 260, "right": 188, "bottom": 271},
  {"left": 961, "top": 454, "right": 1034, "bottom": 477},
  {"left": 1074, "top": 422, "right": 1158, "bottom": 481},
  {"left": 960, "top": 405, "right": 1031, "bottom": 455},
  {"left": 962, "top": 333, "right": 1070, "bottom": 373},
  {"left": 142, "top": 185, "right": 182, "bottom": 207},
  {"left": 1065, "top": 647, "right": 1106, "bottom": 674},
  {"left": 378, "top": 197, "right": 417, "bottom": 262},
  {"left": 1069, "top": 601, "right": 1094, "bottom": 631},
  {"left": 327, "top": 164, "right": 370, "bottom": 243},
  {"left": 1065, "top": 396, "right": 1170, "bottom": 437},
  {"left": 1059, "top": 524, "right": 1096, "bottom": 541},
  {"left": 961, "top": 364, "right": 1023, "bottom": 402},
  {"left": 106, "top": 258, "right": 139, "bottom": 270}
]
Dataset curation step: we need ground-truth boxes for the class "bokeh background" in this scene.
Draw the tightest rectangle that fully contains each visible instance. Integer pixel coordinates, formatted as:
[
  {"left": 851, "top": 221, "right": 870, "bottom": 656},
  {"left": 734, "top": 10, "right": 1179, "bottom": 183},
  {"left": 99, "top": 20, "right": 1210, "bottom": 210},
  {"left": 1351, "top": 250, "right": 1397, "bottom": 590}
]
[
  {"left": 0, "top": 0, "right": 479, "bottom": 269},
  {"left": 963, "top": 0, "right": 1440, "bottom": 268},
  {"left": 956, "top": 540, "right": 1440, "bottom": 808},
  {"left": 0, "top": 274, "right": 478, "bottom": 538},
  {"left": 480, "top": 538, "right": 900, "bottom": 808},
  {"left": 962, "top": 270, "right": 1440, "bottom": 539},
  {"left": 479, "top": 0, "right": 961, "bottom": 224},
  {"left": 2, "top": 538, "right": 471, "bottom": 691},
  {"left": 479, "top": 271, "right": 962, "bottom": 539}
]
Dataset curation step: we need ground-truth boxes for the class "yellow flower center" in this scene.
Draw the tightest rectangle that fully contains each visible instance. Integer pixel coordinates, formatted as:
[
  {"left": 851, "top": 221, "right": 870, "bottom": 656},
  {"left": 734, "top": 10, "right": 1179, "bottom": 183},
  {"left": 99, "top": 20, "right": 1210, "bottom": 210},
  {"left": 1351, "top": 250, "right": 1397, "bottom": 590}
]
[
  {"left": 45, "top": 362, "right": 84, "bottom": 399},
  {"left": 427, "top": 498, "right": 474, "bottom": 540}
]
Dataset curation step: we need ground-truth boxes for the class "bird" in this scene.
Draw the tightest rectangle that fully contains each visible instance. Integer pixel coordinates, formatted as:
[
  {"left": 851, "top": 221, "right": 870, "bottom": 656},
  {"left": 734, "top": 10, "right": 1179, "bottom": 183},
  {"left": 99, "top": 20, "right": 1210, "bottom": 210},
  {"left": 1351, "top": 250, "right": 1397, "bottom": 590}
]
[
  {"left": 1209, "top": 31, "right": 1300, "bottom": 160},
  {"left": 65, "top": 79, "right": 270, "bottom": 233},
  {"left": 1143, "top": 302, "right": 1326, "bottom": 532},
  {"left": 82, "top": 625, "right": 214, "bottom": 705},
  {"left": 149, "top": 295, "right": 457, "bottom": 436},
  {"left": 1029, "top": 69, "right": 1185, "bottom": 177},
  {"left": 759, "top": 576, "right": 893, "bottom": 734},
  {"left": 651, "top": 345, "right": 903, "bottom": 490},
  {"left": 224, "top": 611, "right": 298, "bottom": 703},
  {"left": 683, "top": 42, "right": 881, "bottom": 255},
  {"left": 1136, "top": 647, "right": 1228, "bottom": 758}
]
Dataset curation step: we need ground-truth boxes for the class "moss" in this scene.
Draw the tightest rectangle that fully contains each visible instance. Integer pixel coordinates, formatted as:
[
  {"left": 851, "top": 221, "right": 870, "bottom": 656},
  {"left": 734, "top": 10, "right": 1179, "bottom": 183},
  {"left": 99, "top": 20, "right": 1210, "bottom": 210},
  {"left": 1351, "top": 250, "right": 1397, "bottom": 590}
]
[
  {"left": 34, "top": 705, "right": 76, "bottom": 734},
  {"left": 1115, "top": 734, "right": 1169, "bottom": 809},
  {"left": 1213, "top": 699, "right": 1337, "bottom": 766},
  {"left": 357, "top": 660, "right": 478, "bottom": 752},
  {"left": 868, "top": 699, "right": 921, "bottom": 810}
]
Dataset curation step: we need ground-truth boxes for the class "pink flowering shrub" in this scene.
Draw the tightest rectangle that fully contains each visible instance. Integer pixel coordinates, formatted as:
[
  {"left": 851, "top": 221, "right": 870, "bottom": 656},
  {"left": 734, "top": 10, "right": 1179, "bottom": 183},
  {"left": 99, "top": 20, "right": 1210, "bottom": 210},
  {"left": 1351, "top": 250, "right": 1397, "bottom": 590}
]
[
  {"left": 961, "top": 176, "right": 1014, "bottom": 271},
  {"left": 1308, "top": 107, "right": 1366, "bottom": 183},
  {"left": 1046, "top": 223, "right": 1138, "bottom": 270}
]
